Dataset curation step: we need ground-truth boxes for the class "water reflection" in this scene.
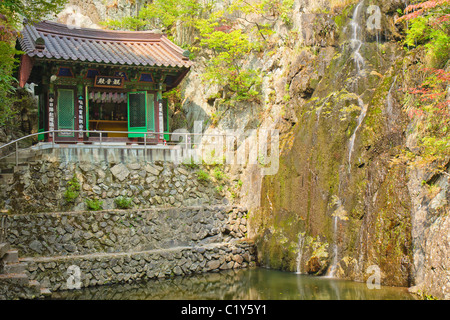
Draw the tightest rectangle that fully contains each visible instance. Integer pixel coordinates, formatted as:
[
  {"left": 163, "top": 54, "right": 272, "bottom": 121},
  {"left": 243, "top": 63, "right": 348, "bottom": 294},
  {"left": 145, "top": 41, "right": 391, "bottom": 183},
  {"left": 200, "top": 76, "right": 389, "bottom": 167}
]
[{"left": 51, "top": 268, "right": 415, "bottom": 300}]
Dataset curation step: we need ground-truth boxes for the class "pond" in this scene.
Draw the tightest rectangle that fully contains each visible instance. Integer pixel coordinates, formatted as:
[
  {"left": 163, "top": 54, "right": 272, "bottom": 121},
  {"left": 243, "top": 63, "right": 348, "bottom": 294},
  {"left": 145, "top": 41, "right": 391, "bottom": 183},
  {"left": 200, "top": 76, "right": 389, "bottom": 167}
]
[{"left": 49, "top": 267, "right": 415, "bottom": 300}]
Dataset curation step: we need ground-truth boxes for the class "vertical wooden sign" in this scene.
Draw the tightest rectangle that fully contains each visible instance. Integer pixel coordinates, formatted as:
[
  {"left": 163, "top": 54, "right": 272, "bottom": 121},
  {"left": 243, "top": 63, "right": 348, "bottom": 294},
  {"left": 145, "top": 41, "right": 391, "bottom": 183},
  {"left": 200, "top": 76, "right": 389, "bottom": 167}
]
[
  {"left": 158, "top": 99, "right": 164, "bottom": 141},
  {"left": 78, "top": 95, "right": 84, "bottom": 138},
  {"left": 48, "top": 93, "right": 55, "bottom": 137}
]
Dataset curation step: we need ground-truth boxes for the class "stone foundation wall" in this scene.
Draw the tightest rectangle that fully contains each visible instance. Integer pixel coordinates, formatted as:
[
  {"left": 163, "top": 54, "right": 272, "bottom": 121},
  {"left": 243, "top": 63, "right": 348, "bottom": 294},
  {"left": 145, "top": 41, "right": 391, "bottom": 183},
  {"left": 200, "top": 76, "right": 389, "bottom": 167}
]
[
  {"left": 1, "top": 206, "right": 249, "bottom": 258},
  {"left": 23, "top": 242, "right": 256, "bottom": 292},
  {"left": 0, "top": 274, "right": 38, "bottom": 300},
  {"left": 2, "top": 156, "right": 241, "bottom": 213},
  {"left": 1, "top": 206, "right": 255, "bottom": 294}
]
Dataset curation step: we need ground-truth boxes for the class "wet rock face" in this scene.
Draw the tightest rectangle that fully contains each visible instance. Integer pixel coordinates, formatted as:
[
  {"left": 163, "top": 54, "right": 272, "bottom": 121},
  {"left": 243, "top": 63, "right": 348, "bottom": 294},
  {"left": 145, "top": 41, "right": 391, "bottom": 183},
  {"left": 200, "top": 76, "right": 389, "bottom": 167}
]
[
  {"left": 306, "top": 257, "right": 321, "bottom": 274},
  {"left": 252, "top": 0, "right": 418, "bottom": 288},
  {"left": 408, "top": 165, "right": 450, "bottom": 299},
  {"left": 250, "top": 0, "right": 447, "bottom": 299}
]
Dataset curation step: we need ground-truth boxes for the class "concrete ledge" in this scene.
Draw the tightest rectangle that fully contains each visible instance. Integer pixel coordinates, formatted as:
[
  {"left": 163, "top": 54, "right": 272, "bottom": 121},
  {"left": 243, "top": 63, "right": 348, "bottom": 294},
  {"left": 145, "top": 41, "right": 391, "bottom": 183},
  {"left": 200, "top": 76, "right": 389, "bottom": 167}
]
[{"left": 0, "top": 243, "right": 10, "bottom": 259}]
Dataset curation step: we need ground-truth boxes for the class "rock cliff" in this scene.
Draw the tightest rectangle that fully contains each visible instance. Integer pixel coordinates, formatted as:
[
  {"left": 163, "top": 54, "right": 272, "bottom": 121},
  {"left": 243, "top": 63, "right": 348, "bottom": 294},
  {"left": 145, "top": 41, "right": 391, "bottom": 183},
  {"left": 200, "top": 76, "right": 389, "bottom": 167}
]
[{"left": 33, "top": 0, "right": 450, "bottom": 299}]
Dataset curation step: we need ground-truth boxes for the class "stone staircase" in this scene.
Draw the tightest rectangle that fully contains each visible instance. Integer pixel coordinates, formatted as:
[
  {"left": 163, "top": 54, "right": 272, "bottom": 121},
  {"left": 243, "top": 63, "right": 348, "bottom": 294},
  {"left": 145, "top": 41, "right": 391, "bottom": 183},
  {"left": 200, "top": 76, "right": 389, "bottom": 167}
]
[
  {"left": 0, "top": 242, "right": 51, "bottom": 299},
  {"left": 0, "top": 148, "right": 38, "bottom": 185}
]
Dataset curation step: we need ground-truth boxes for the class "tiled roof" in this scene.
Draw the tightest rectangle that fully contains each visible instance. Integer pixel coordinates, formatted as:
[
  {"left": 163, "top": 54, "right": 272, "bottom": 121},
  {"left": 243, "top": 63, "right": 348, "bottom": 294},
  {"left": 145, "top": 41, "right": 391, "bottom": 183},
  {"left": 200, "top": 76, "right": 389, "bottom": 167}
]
[{"left": 18, "top": 21, "right": 192, "bottom": 68}]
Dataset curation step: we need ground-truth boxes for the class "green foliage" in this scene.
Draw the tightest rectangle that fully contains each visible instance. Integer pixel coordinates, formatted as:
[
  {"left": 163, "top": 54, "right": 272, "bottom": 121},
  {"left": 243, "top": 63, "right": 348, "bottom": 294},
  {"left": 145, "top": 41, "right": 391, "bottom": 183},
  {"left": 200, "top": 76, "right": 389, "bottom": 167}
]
[
  {"left": 398, "top": 1, "right": 450, "bottom": 166},
  {"left": 196, "top": 169, "right": 210, "bottom": 181},
  {"left": 195, "top": 17, "right": 263, "bottom": 103},
  {"left": 103, "top": 0, "right": 215, "bottom": 40},
  {"left": 85, "top": 198, "right": 104, "bottom": 211},
  {"left": 104, "top": 0, "right": 295, "bottom": 104},
  {"left": 114, "top": 196, "right": 134, "bottom": 209},
  {"left": 0, "top": 0, "right": 66, "bottom": 126},
  {"left": 403, "top": 67, "right": 450, "bottom": 164},
  {"left": 0, "top": 0, "right": 66, "bottom": 27},
  {"left": 400, "top": 1, "right": 450, "bottom": 67},
  {"left": 213, "top": 167, "right": 226, "bottom": 180},
  {"left": 64, "top": 175, "right": 81, "bottom": 203},
  {"left": 163, "top": 88, "right": 183, "bottom": 111},
  {"left": 183, "top": 156, "right": 200, "bottom": 169}
]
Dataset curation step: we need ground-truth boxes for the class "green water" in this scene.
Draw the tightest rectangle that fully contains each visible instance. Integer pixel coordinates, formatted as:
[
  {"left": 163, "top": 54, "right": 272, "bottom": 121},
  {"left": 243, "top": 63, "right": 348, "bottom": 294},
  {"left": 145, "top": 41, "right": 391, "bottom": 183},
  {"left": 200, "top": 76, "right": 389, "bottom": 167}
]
[{"left": 50, "top": 268, "right": 415, "bottom": 300}]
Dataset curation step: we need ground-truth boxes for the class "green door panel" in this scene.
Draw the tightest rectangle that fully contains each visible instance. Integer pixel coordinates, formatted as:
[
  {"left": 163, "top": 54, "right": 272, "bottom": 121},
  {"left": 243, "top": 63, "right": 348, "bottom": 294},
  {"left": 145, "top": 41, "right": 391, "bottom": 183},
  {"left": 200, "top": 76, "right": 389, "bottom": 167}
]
[
  {"left": 57, "top": 89, "right": 75, "bottom": 137},
  {"left": 128, "top": 92, "right": 147, "bottom": 138}
]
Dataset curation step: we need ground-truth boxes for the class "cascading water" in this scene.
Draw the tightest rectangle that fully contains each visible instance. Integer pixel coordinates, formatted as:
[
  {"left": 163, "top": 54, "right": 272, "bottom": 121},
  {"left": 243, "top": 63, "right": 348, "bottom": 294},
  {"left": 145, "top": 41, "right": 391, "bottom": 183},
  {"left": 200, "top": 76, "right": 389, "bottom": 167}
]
[
  {"left": 295, "top": 232, "right": 305, "bottom": 274},
  {"left": 327, "top": 215, "right": 339, "bottom": 278},
  {"left": 386, "top": 76, "right": 398, "bottom": 129},
  {"left": 349, "top": 1, "right": 365, "bottom": 74},
  {"left": 347, "top": 0, "right": 367, "bottom": 172},
  {"left": 347, "top": 97, "right": 368, "bottom": 173},
  {"left": 328, "top": 0, "right": 367, "bottom": 277}
]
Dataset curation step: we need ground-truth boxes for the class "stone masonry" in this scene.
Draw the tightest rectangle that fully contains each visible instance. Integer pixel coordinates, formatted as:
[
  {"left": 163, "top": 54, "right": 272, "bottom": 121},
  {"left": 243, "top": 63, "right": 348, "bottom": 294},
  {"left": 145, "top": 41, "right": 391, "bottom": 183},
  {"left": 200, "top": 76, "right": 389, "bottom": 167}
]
[{"left": 0, "top": 206, "right": 256, "bottom": 294}]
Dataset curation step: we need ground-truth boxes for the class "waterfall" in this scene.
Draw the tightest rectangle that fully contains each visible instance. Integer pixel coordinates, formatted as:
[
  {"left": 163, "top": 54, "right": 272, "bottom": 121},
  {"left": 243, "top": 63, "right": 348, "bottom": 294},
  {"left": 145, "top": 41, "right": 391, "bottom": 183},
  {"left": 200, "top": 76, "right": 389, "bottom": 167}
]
[
  {"left": 386, "top": 76, "right": 398, "bottom": 129},
  {"left": 330, "top": 2, "right": 368, "bottom": 275},
  {"left": 349, "top": 1, "right": 365, "bottom": 74},
  {"left": 347, "top": 1, "right": 367, "bottom": 173},
  {"left": 347, "top": 97, "right": 368, "bottom": 172},
  {"left": 327, "top": 215, "right": 339, "bottom": 278},
  {"left": 295, "top": 232, "right": 305, "bottom": 274}
]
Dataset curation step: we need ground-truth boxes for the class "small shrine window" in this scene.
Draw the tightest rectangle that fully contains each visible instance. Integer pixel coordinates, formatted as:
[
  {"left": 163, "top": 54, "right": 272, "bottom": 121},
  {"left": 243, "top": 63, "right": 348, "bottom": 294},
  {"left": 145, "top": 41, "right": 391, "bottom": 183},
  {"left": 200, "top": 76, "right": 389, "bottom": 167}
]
[
  {"left": 85, "top": 69, "right": 100, "bottom": 79},
  {"left": 57, "top": 67, "right": 74, "bottom": 77},
  {"left": 139, "top": 73, "right": 154, "bottom": 83}
]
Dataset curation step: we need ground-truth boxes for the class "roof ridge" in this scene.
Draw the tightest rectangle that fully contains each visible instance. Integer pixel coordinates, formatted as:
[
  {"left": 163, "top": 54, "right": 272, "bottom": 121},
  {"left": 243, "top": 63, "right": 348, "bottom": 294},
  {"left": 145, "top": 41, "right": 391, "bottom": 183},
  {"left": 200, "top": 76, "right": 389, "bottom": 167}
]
[
  {"left": 33, "top": 20, "right": 165, "bottom": 42},
  {"left": 18, "top": 20, "right": 193, "bottom": 69}
]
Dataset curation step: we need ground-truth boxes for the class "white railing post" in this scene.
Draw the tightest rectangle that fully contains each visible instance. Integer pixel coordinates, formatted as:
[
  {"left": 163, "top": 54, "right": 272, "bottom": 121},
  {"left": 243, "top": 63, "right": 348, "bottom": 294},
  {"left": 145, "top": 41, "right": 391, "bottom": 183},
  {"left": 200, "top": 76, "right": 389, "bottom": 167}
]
[
  {"left": 144, "top": 133, "right": 147, "bottom": 162},
  {"left": 15, "top": 141, "right": 19, "bottom": 166}
]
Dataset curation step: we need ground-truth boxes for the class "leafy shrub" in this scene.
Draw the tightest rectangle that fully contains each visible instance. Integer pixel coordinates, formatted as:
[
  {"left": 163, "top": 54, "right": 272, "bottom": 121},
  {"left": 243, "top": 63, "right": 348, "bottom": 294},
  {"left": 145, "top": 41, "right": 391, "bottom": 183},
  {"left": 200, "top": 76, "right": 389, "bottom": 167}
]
[
  {"left": 115, "top": 196, "right": 134, "bottom": 209},
  {"left": 197, "top": 169, "right": 210, "bottom": 181},
  {"left": 213, "top": 167, "right": 226, "bottom": 180},
  {"left": 64, "top": 175, "right": 81, "bottom": 203},
  {"left": 85, "top": 198, "right": 103, "bottom": 211}
]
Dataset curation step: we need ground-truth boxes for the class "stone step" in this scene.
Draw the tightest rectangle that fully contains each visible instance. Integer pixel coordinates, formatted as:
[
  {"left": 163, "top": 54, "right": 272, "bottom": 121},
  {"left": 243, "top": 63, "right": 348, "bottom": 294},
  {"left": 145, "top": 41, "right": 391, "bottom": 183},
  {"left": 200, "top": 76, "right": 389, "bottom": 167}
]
[
  {"left": 14, "top": 164, "right": 30, "bottom": 173},
  {"left": 0, "top": 173, "right": 14, "bottom": 184},
  {"left": 29, "top": 279, "right": 52, "bottom": 298},
  {"left": 0, "top": 243, "right": 10, "bottom": 259},
  {"left": 28, "top": 279, "right": 40, "bottom": 289},
  {"left": 2, "top": 250, "right": 19, "bottom": 263},
  {"left": 40, "top": 287, "right": 52, "bottom": 297},
  {"left": 0, "top": 158, "right": 33, "bottom": 167},
  {"left": 0, "top": 166, "right": 14, "bottom": 173},
  {"left": 2, "top": 262, "right": 27, "bottom": 274},
  {"left": 0, "top": 273, "right": 29, "bottom": 286},
  {"left": 0, "top": 163, "right": 29, "bottom": 171}
]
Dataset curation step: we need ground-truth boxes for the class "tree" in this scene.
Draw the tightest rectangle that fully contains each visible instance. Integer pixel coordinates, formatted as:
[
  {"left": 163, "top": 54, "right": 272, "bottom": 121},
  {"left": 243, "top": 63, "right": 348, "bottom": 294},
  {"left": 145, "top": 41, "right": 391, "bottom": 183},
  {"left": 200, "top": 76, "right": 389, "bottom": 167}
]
[
  {"left": 103, "top": 0, "right": 216, "bottom": 38},
  {"left": 397, "top": 1, "right": 450, "bottom": 164},
  {"left": 397, "top": 0, "right": 450, "bottom": 66},
  {"left": 103, "top": 0, "right": 294, "bottom": 104},
  {"left": 195, "top": 13, "right": 262, "bottom": 103},
  {"left": 0, "top": 0, "right": 66, "bottom": 126}
]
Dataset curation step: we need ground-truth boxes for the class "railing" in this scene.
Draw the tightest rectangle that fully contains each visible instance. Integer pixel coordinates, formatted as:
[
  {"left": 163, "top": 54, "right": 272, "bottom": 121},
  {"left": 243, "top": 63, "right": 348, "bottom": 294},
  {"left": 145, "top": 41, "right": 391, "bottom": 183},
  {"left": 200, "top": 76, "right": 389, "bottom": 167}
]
[{"left": 0, "top": 129, "right": 233, "bottom": 166}]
